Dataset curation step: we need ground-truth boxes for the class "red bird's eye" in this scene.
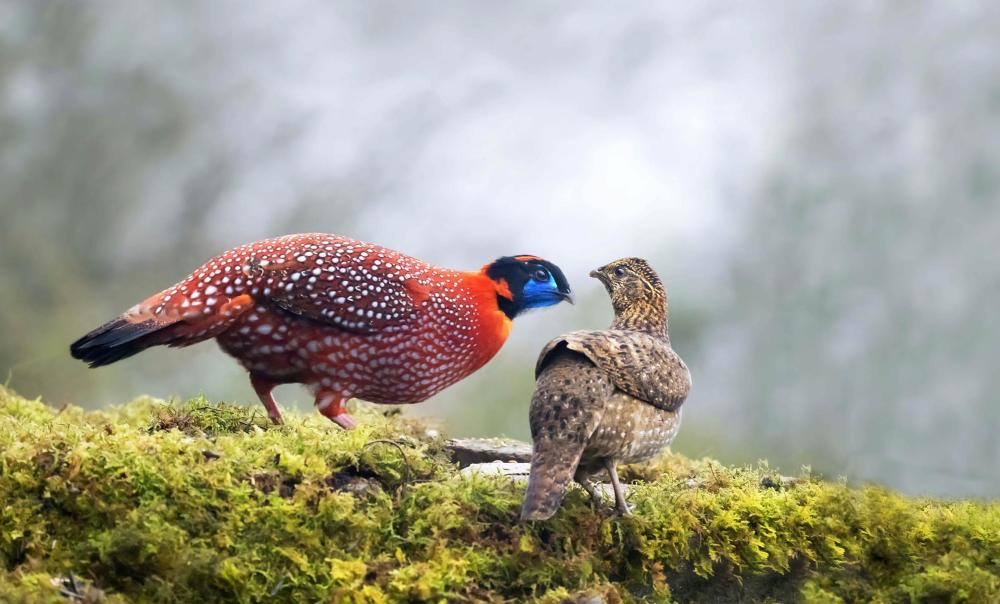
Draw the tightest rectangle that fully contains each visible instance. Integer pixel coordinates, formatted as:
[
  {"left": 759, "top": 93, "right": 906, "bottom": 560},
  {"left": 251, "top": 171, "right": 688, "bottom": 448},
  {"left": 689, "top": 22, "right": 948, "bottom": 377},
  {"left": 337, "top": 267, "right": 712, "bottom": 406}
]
[{"left": 534, "top": 268, "right": 549, "bottom": 282}]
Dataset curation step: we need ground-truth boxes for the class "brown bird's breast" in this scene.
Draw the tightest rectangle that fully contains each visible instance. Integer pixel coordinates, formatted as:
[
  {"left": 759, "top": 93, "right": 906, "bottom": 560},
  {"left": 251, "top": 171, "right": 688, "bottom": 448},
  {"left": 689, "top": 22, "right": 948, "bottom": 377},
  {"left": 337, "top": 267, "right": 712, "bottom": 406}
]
[{"left": 578, "top": 390, "right": 681, "bottom": 472}]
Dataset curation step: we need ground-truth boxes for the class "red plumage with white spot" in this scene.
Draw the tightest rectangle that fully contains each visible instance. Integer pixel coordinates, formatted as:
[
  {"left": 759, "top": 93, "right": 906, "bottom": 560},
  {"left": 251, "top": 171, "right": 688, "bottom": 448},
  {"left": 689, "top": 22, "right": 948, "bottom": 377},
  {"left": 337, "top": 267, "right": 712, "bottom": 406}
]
[{"left": 71, "top": 233, "right": 572, "bottom": 428}]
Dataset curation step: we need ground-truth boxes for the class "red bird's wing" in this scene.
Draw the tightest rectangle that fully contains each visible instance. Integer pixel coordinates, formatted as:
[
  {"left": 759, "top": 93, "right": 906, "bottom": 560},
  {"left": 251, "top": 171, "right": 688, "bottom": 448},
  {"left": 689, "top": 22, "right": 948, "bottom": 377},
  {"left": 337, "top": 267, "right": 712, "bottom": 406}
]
[
  {"left": 70, "top": 234, "right": 433, "bottom": 367},
  {"left": 246, "top": 236, "right": 430, "bottom": 334}
]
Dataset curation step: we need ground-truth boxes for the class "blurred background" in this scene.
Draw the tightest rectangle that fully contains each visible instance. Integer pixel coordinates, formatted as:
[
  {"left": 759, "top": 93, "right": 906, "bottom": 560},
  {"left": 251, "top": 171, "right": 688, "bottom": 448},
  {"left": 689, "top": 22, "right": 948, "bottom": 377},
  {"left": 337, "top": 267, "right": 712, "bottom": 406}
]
[{"left": 3, "top": 2, "right": 1000, "bottom": 497}]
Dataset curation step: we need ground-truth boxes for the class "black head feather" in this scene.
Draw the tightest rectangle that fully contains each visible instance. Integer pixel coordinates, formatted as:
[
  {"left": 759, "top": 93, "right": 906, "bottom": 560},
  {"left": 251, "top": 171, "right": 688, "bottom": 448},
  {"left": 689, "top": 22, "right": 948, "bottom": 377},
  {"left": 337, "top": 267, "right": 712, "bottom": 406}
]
[{"left": 486, "top": 255, "right": 572, "bottom": 319}]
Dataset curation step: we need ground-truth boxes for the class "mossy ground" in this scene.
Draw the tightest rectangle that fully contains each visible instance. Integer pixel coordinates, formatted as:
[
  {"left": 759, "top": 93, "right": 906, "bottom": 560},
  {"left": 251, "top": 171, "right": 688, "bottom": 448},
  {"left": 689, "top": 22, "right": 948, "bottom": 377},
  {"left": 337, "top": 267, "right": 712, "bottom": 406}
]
[{"left": 2, "top": 387, "right": 999, "bottom": 603}]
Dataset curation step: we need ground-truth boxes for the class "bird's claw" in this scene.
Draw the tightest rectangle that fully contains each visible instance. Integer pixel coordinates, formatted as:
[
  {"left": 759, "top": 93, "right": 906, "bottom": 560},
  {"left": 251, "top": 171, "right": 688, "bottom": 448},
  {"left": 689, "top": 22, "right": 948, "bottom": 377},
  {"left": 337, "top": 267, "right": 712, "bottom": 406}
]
[
  {"left": 586, "top": 488, "right": 606, "bottom": 511},
  {"left": 613, "top": 502, "right": 634, "bottom": 517}
]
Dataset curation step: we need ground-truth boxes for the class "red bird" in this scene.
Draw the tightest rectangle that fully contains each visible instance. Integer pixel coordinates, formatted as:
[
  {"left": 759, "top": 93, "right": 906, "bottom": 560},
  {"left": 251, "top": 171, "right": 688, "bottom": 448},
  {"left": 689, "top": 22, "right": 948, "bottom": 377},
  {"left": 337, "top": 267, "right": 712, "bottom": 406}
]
[{"left": 71, "top": 233, "right": 573, "bottom": 428}]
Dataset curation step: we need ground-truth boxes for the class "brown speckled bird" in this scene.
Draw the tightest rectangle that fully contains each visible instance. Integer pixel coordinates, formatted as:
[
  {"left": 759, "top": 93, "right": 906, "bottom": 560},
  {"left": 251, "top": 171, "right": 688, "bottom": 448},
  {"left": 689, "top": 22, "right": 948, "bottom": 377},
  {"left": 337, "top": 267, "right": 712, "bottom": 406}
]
[{"left": 520, "top": 258, "right": 691, "bottom": 520}]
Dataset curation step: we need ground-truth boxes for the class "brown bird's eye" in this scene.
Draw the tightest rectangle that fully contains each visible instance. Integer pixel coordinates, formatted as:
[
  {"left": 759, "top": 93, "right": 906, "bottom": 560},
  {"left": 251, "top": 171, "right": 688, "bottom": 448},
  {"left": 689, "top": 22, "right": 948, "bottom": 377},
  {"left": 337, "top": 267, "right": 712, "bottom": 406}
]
[
  {"left": 534, "top": 268, "right": 550, "bottom": 282},
  {"left": 613, "top": 267, "right": 626, "bottom": 277}
]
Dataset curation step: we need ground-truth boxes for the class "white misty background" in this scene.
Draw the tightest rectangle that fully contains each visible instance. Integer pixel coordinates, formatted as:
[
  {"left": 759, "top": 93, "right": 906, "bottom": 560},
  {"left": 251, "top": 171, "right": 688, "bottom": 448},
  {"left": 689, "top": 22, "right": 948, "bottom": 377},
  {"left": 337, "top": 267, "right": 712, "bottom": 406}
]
[{"left": 3, "top": 2, "right": 1000, "bottom": 497}]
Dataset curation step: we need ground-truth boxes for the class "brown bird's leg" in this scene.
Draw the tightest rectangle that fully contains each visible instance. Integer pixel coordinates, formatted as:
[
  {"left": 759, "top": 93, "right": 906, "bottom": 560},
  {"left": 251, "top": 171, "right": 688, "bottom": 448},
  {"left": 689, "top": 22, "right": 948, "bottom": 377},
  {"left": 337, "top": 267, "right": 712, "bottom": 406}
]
[
  {"left": 604, "top": 460, "right": 631, "bottom": 517},
  {"left": 316, "top": 391, "right": 357, "bottom": 430},
  {"left": 250, "top": 373, "right": 284, "bottom": 424},
  {"left": 574, "top": 469, "right": 605, "bottom": 510}
]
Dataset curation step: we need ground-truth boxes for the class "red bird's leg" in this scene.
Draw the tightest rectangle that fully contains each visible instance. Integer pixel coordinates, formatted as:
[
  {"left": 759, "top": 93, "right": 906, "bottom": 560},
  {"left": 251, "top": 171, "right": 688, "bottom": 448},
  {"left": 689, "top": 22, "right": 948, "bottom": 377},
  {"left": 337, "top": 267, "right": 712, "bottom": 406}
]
[
  {"left": 250, "top": 373, "right": 284, "bottom": 424},
  {"left": 316, "top": 391, "right": 356, "bottom": 430}
]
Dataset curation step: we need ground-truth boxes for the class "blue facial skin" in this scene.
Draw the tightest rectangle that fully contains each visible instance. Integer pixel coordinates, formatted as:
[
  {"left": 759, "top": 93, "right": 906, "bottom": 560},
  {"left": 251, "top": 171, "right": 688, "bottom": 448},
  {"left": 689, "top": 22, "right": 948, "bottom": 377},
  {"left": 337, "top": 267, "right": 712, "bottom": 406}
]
[{"left": 521, "top": 271, "right": 572, "bottom": 310}]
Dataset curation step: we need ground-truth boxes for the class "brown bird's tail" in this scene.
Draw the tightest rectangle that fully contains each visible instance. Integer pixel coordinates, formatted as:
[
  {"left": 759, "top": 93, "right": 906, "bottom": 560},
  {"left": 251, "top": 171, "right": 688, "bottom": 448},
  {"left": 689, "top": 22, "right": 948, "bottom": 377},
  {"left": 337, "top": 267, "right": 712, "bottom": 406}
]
[
  {"left": 520, "top": 446, "right": 581, "bottom": 521},
  {"left": 521, "top": 350, "right": 609, "bottom": 521}
]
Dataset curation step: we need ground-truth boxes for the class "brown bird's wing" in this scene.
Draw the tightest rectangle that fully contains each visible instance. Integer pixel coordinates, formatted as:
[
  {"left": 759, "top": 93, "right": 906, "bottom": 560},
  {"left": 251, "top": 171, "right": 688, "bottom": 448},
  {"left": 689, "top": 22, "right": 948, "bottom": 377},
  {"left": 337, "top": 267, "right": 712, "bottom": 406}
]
[
  {"left": 536, "top": 330, "right": 690, "bottom": 412},
  {"left": 248, "top": 240, "right": 430, "bottom": 334},
  {"left": 521, "top": 349, "right": 615, "bottom": 521}
]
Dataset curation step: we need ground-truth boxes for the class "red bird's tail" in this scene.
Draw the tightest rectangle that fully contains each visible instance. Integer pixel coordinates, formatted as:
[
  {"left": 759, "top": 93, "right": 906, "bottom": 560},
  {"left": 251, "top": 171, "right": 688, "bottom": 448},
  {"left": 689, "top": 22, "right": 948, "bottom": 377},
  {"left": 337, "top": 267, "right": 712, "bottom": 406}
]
[
  {"left": 70, "top": 316, "right": 177, "bottom": 367},
  {"left": 71, "top": 290, "right": 254, "bottom": 368}
]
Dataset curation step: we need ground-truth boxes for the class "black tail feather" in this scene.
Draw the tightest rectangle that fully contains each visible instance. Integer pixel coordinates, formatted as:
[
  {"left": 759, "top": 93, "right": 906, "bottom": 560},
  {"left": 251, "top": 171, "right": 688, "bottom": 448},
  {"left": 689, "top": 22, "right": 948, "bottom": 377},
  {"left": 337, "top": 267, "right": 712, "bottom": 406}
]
[{"left": 70, "top": 317, "right": 168, "bottom": 368}]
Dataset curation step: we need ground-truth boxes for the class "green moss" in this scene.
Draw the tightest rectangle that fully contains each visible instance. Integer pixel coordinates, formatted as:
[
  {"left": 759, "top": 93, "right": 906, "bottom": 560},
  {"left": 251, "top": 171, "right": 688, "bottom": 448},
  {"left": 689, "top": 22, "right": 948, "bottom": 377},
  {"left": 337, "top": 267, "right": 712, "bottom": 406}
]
[{"left": 2, "top": 386, "right": 999, "bottom": 603}]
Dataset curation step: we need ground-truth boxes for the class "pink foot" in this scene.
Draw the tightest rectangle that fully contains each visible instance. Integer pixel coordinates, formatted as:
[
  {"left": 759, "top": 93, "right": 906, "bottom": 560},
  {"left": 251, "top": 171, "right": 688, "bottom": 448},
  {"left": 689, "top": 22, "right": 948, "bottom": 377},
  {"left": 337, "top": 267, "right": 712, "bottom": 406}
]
[
  {"left": 316, "top": 391, "right": 356, "bottom": 429},
  {"left": 331, "top": 413, "right": 357, "bottom": 430}
]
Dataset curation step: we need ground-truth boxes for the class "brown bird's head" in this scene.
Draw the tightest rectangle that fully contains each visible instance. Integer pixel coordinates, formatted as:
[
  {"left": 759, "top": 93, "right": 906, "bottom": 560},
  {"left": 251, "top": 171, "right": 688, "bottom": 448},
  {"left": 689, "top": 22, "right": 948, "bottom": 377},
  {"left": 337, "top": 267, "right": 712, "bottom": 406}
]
[{"left": 590, "top": 257, "right": 669, "bottom": 337}]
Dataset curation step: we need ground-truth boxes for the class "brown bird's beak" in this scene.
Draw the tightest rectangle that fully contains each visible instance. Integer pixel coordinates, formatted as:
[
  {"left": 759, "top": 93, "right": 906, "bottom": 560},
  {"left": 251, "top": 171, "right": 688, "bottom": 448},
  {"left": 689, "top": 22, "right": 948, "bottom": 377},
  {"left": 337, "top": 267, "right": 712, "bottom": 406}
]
[{"left": 589, "top": 269, "right": 609, "bottom": 285}]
